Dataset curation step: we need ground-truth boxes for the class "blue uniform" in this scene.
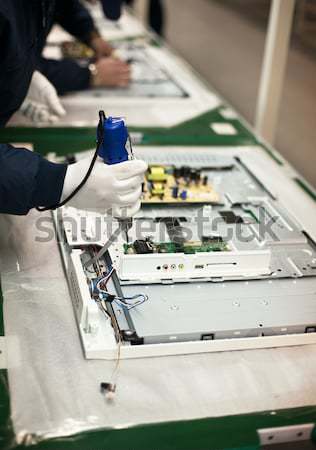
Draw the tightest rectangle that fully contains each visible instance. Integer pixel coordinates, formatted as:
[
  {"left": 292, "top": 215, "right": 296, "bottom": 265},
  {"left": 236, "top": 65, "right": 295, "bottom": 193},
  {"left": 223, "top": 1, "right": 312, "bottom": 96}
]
[
  {"left": 37, "top": 0, "right": 98, "bottom": 94},
  {"left": 0, "top": 0, "right": 94, "bottom": 214}
]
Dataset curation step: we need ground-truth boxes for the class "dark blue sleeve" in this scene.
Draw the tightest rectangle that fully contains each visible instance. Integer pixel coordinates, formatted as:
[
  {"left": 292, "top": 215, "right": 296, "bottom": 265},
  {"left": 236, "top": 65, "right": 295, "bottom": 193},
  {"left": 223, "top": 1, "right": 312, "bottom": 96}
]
[
  {"left": 0, "top": 144, "right": 67, "bottom": 215},
  {"left": 37, "top": 57, "right": 90, "bottom": 95},
  {"left": 54, "top": 0, "right": 98, "bottom": 45}
]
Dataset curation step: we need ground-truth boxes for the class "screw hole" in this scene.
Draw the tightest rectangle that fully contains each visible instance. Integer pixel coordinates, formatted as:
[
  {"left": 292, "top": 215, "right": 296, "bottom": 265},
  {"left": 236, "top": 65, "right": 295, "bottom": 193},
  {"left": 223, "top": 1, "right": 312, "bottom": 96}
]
[{"left": 268, "top": 435, "right": 274, "bottom": 441}]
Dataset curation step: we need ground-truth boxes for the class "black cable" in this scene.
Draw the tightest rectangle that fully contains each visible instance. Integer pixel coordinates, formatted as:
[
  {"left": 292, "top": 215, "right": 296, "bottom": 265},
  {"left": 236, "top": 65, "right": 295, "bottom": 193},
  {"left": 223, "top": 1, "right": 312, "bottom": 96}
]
[{"left": 37, "top": 111, "right": 106, "bottom": 212}]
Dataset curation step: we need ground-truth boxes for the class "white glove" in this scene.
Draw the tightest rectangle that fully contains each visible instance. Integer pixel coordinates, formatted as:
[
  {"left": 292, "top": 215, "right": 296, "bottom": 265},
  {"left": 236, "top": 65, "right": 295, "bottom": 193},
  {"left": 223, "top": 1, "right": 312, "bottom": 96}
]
[
  {"left": 62, "top": 158, "right": 148, "bottom": 217},
  {"left": 20, "top": 71, "right": 66, "bottom": 123}
]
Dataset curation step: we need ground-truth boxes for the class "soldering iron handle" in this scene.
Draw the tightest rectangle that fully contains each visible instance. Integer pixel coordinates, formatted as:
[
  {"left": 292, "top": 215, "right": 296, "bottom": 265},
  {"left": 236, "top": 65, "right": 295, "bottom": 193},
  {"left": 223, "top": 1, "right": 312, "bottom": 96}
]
[{"left": 98, "top": 114, "right": 130, "bottom": 165}]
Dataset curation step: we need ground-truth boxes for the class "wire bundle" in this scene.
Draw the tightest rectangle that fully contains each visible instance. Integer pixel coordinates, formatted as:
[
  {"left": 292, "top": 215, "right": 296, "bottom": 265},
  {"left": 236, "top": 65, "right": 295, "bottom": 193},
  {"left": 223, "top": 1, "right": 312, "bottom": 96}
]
[{"left": 91, "top": 267, "right": 148, "bottom": 311}]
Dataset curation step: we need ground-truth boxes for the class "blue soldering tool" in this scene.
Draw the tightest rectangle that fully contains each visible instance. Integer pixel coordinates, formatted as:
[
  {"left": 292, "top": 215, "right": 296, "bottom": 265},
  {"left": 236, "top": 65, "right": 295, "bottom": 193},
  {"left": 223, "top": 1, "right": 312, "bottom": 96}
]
[
  {"left": 98, "top": 116, "right": 131, "bottom": 165},
  {"left": 37, "top": 111, "right": 134, "bottom": 222},
  {"left": 84, "top": 112, "right": 134, "bottom": 268}
]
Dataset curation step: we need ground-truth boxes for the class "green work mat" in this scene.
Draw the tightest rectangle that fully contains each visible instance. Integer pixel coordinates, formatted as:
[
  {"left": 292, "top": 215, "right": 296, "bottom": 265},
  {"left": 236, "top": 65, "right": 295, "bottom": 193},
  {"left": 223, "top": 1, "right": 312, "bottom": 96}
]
[{"left": 0, "top": 107, "right": 257, "bottom": 156}]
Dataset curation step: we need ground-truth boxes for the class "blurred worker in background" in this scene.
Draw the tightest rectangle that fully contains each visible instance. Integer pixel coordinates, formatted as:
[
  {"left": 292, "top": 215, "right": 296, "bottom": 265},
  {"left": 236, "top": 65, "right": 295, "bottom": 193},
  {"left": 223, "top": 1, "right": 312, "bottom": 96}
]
[
  {"left": 125, "top": 0, "right": 165, "bottom": 36},
  {"left": 20, "top": 0, "right": 165, "bottom": 124},
  {"left": 86, "top": 0, "right": 165, "bottom": 36},
  {"left": 0, "top": 0, "right": 146, "bottom": 215},
  {"left": 21, "top": 0, "right": 131, "bottom": 124},
  {"left": 34, "top": 0, "right": 131, "bottom": 102}
]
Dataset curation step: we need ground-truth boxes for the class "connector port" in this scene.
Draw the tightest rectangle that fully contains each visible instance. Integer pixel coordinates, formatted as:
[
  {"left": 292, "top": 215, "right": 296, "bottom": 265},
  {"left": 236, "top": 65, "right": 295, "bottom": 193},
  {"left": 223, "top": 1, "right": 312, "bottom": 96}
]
[
  {"left": 305, "top": 326, "right": 316, "bottom": 333},
  {"left": 201, "top": 333, "right": 214, "bottom": 341}
]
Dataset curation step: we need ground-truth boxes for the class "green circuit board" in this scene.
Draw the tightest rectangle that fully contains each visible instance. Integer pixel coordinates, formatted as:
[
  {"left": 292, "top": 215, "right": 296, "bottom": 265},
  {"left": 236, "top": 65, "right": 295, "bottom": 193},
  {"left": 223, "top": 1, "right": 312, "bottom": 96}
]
[{"left": 124, "top": 239, "right": 229, "bottom": 255}]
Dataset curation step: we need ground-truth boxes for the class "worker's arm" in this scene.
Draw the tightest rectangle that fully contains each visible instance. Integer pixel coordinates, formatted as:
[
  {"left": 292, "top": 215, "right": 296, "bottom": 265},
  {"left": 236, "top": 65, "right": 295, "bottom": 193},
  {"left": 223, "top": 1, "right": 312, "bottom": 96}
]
[
  {"left": 0, "top": 144, "right": 67, "bottom": 215},
  {"left": 0, "top": 13, "right": 6, "bottom": 56},
  {"left": 36, "top": 57, "right": 90, "bottom": 95},
  {"left": 37, "top": 57, "right": 130, "bottom": 95},
  {"left": 0, "top": 144, "right": 147, "bottom": 216},
  {"left": 54, "top": 0, "right": 98, "bottom": 45},
  {"left": 54, "top": 0, "right": 113, "bottom": 57}
]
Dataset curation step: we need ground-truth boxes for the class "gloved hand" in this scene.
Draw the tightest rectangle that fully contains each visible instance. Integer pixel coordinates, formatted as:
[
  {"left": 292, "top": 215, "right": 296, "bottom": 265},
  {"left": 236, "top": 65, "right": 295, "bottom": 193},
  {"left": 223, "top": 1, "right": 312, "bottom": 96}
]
[
  {"left": 62, "top": 157, "right": 147, "bottom": 216},
  {"left": 20, "top": 71, "right": 66, "bottom": 123},
  {"left": 90, "top": 57, "right": 131, "bottom": 88}
]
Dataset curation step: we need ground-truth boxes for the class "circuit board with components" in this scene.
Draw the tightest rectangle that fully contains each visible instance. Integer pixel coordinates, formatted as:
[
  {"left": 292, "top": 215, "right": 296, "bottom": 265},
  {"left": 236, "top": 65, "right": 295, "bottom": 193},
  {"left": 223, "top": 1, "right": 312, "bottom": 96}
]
[
  {"left": 124, "top": 238, "right": 229, "bottom": 255},
  {"left": 142, "top": 165, "right": 220, "bottom": 204}
]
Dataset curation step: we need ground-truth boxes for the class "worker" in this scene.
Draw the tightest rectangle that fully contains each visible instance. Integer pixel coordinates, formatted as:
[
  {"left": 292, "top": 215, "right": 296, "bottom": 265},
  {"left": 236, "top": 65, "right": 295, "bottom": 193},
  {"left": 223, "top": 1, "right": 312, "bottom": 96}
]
[
  {"left": 19, "top": 0, "right": 130, "bottom": 124},
  {"left": 36, "top": 0, "right": 131, "bottom": 97},
  {"left": 0, "top": 1, "right": 146, "bottom": 215},
  {"left": 125, "top": 0, "right": 165, "bottom": 36}
]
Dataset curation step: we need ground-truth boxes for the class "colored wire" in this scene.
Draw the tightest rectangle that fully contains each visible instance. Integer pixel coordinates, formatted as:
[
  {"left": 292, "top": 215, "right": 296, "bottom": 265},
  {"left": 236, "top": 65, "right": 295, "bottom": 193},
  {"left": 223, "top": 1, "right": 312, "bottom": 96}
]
[
  {"left": 93, "top": 265, "right": 148, "bottom": 311},
  {"left": 96, "top": 267, "right": 115, "bottom": 292},
  {"left": 114, "top": 293, "right": 148, "bottom": 310}
]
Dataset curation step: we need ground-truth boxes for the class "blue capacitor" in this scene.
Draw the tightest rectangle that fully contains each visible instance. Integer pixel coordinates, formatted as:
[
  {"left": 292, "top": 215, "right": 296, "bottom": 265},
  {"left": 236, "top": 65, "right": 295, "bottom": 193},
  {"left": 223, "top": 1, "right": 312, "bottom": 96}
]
[
  {"left": 172, "top": 186, "right": 179, "bottom": 198},
  {"left": 180, "top": 190, "right": 187, "bottom": 200},
  {"left": 99, "top": 116, "right": 129, "bottom": 165}
]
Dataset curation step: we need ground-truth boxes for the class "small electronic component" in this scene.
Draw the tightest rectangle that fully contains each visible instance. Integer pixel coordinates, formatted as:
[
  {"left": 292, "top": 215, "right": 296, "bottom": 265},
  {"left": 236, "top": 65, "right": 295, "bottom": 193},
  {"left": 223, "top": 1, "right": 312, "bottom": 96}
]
[
  {"left": 124, "top": 238, "right": 229, "bottom": 255},
  {"left": 131, "top": 239, "right": 154, "bottom": 254},
  {"left": 147, "top": 166, "right": 168, "bottom": 182},
  {"left": 219, "top": 211, "right": 244, "bottom": 224},
  {"left": 142, "top": 165, "right": 220, "bottom": 204},
  {"left": 100, "top": 382, "right": 116, "bottom": 400},
  {"left": 202, "top": 235, "right": 224, "bottom": 244},
  {"left": 172, "top": 186, "right": 179, "bottom": 198}
]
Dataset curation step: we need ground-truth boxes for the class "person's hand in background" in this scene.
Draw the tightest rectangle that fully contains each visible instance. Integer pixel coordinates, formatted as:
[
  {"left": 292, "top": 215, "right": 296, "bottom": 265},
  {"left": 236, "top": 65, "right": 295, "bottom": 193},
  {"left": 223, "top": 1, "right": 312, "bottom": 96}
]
[
  {"left": 90, "top": 34, "right": 114, "bottom": 58},
  {"left": 90, "top": 57, "right": 131, "bottom": 87},
  {"left": 20, "top": 71, "right": 66, "bottom": 123}
]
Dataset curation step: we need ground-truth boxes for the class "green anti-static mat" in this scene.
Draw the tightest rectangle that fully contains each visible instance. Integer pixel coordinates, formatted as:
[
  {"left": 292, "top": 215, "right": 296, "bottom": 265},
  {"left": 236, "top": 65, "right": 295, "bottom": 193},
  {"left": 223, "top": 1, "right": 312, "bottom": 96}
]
[
  {"left": 0, "top": 107, "right": 256, "bottom": 156},
  {"left": 0, "top": 397, "right": 315, "bottom": 450}
]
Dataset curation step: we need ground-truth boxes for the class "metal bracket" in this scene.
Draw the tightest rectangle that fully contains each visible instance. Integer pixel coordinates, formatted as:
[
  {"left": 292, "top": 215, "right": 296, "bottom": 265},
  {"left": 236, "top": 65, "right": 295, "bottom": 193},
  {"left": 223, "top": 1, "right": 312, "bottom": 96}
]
[
  {"left": 0, "top": 337, "right": 7, "bottom": 369},
  {"left": 258, "top": 423, "right": 314, "bottom": 446}
]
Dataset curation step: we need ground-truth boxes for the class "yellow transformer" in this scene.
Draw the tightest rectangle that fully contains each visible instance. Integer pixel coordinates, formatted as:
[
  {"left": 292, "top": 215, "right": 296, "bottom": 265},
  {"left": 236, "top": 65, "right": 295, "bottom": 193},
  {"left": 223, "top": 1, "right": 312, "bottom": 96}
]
[{"left": 147, "top": 166, "right": 168, "bottom": 182}]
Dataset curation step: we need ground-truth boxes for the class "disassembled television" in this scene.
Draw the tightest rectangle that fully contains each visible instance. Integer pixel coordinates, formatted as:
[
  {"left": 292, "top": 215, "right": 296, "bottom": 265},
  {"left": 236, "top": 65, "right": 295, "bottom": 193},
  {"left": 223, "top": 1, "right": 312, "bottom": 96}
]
[{"left": 55, "top": 145, "right": 316, "bottom": 359}]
